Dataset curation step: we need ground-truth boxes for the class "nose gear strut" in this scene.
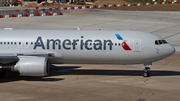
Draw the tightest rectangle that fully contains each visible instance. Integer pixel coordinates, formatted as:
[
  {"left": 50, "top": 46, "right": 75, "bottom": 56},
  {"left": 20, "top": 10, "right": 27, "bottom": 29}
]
[{"left": 143, "top": 62, "right": 152, "bottom": 77}]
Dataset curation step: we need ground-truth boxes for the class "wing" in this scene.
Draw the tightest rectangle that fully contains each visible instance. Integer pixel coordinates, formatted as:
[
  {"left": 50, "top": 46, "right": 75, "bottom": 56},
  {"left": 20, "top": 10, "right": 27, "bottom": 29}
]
[{"left": 0, "top": 53, "right": 55, "bottom": 65}]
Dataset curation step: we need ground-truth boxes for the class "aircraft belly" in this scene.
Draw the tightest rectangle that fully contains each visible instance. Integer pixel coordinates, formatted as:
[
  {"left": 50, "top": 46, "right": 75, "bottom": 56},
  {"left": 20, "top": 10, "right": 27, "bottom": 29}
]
[{"left": 57, "top": 50, "right": 146, "bottom": 64}]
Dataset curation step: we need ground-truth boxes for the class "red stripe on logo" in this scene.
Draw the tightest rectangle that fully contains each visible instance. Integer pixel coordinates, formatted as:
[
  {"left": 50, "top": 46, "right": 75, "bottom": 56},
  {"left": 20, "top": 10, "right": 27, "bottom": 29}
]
[{"left": 122, "top": 42, "right": 131, "bottom": 50}]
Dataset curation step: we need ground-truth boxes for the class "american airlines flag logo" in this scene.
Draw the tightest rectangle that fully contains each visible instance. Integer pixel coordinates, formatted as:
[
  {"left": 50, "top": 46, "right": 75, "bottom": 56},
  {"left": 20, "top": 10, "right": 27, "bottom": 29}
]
[{"left": 115, "top": 34, "right": 132, "bottom": 51}]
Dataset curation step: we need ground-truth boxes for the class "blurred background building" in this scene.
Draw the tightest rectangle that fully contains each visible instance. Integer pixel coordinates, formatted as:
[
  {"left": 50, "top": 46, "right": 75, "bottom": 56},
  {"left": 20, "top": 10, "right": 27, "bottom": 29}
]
[{"left": 0, "top": 0, "right": 94, "bottom": 6}]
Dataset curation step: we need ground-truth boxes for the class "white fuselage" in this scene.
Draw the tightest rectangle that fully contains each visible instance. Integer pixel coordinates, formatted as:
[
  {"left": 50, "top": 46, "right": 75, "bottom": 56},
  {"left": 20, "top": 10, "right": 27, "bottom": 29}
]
[{"left": 0, "top": 30, "right": 175, "bottom": 64}]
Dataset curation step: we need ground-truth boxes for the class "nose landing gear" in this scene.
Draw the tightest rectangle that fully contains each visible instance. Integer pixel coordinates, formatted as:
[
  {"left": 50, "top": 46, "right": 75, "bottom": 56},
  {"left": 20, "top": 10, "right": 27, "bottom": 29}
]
[
  {"left": 143, "top": 63, "right": 152, "bottom": 77},
  {"left": 143, "top": 67, "right": 150, "bottom": 77}
]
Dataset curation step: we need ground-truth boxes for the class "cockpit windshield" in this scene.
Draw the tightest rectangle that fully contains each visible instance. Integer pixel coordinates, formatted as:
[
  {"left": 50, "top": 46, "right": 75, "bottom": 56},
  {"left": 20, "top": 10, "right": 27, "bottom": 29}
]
[{"left": 155, "top": 40, "right": 168, "bottom": 45}]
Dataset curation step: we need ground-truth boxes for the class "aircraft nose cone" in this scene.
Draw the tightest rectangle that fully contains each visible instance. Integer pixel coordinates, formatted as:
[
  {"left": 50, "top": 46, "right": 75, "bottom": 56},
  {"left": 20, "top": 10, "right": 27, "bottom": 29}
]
[{"left": 168, "top": 45, "right": 175, "bottom": 56}]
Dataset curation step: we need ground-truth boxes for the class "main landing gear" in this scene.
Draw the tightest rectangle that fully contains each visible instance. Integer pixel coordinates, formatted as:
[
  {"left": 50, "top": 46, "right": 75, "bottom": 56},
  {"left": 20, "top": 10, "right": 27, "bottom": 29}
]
[
  {"left": 143, "top": 62, "right": 152, "bottom": 77},
  {"left": 0, "top": 66, "right": 5, "bottom": 78}
]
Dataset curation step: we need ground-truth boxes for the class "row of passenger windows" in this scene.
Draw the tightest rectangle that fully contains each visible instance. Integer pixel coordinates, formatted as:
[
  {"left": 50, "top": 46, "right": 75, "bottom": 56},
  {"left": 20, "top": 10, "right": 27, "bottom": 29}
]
[
  {"left": 0, "top": 42, "right": 122, "bottom": 46},
  {"left": 0, "top": 42, "right": 34, "bottom": 45},
  {"left": 155, "top": 40, "right": 168, "bottom": 45}
]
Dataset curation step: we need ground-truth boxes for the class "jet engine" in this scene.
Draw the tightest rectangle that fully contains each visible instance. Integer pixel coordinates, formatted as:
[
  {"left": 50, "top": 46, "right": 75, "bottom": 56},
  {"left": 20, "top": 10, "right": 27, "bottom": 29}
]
[{"left": 4, "top": 56, "right": 49, "bottom": 76}]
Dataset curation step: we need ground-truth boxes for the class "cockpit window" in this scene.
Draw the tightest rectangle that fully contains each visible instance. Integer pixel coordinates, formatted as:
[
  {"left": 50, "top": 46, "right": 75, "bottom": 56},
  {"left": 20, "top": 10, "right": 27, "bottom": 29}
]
[
  {"left": 155, "top": 40, "right": 159, "bottom": 45},
  {"left": 155, "top": 40, "right": 168, "bottom": 45},
  {"left": 162, "top": 40, "right": 168, "bottom": 44}
]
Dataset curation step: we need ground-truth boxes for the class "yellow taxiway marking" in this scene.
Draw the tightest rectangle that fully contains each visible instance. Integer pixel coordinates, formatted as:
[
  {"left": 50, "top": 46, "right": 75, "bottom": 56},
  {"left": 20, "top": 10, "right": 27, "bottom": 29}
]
[
  {"left": 170, "top": 60, "right": 180, "bottom": 65},
  {"left": 159, "top": 17, "right": 163, "bottom": 21}
]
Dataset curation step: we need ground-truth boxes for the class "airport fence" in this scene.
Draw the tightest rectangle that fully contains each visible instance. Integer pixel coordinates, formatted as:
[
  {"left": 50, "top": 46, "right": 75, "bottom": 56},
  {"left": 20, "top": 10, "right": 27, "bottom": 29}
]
[
  {"left": 0, "top": 8, "right": 63, "bottom": 18},
  {"left": 0, "top": 0, "right": 179, "bottom": 18}
]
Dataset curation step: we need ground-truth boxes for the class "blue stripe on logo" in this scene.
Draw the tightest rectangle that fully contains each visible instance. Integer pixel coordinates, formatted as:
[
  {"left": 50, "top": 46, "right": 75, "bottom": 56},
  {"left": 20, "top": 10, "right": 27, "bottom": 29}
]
[{"left": 115, "top": 34, "right": 123, "bottom": 40}]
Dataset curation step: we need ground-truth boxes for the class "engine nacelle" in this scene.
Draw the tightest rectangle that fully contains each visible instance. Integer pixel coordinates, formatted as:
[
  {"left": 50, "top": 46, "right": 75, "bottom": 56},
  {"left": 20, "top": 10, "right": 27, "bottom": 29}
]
[{"left": 12, "top": 56, "right": 49, "bottom": 76}]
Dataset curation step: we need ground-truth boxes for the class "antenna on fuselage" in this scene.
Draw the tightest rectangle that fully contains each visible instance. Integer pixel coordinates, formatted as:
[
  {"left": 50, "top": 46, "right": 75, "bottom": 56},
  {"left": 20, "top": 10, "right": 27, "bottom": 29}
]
[
  {"left": 77, "top": 27, "right": 80, "bottom": 30},
  {"left": 3, "top": 28, "right": 13, "bottom": 30}
]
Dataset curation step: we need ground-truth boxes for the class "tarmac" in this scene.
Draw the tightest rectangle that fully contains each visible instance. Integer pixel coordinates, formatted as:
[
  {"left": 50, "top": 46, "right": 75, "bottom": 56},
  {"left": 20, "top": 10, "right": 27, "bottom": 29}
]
[{"left": 0, "top": 9, "right": 180, "bottom": 101}]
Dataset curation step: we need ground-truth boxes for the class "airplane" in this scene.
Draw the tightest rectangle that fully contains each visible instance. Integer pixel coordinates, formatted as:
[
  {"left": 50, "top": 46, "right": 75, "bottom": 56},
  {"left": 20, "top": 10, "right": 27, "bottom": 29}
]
[{"left": 0, "top": 29, "right": 175, "bottom": 78}]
